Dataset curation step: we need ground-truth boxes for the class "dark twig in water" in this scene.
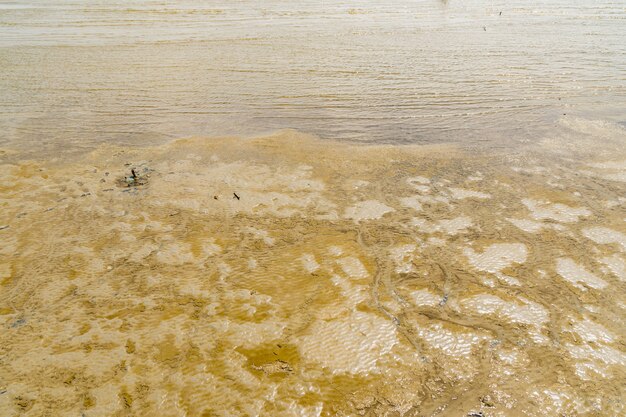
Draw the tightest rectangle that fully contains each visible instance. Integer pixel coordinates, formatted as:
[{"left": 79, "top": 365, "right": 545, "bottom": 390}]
[
  {"left": 439, "top": 294, "right": 449, "bottom": 306},
  {"left": 233, "top": 192, "right": 240, "bottom": 200},
  {"left": 116, "top": 167, "right": 149, "bottom": 188}
]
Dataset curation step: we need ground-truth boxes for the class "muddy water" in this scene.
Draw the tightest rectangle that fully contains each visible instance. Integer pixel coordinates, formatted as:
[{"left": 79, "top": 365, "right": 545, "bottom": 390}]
[
  {"left": 1, "top": 0, "right": 626, "bottom": 415},
  {"left": 1, "top": 118, "right": 625, "bottom": 416},
  {"left": 1, "top": 0, "right": 625, "bottom": 151}
]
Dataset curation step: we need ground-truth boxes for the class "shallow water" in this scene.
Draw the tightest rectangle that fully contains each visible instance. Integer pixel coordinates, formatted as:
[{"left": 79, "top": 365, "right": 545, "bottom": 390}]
[
  {"left": 1, "top": 1, "right": 626, "bottom": 417},
  {"left": 1, "top": 121, "right": 626, "bottom": 416},
  {"left": 1, "top": 0, "right": 625, "bottom": 151}
]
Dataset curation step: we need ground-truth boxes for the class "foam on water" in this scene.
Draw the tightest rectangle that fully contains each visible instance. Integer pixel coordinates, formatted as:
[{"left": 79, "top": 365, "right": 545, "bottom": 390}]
[
  {"left": 437, "top": 216, "right": 473, "bottom": 234},
  {"left": 344, "top": 200, "right": 394, "bottom": 221},
  {"left": 506, "top": 217, "right": 566, "bottom": 233},
  {"left": 507, "top": 217, "right": 543, "bottom": 233},
  {"left": 298, "top": 311, "right": 398, "bottom": 375},
  {"left": 301, "top": 253, "right": 320, "bottom": 274},
  {"left": 409, "top": 289, "right": 442, "bottom": 307},
  {"left": 600, "top": 254, "right": 626, "bottom": 281},
  {"left": 464, "top": 243, "right": 528, "bottom": 274},
  {"left": 459, "top": 294, "right": 548, "bottom": 327},
  {"left": 336, "top": 257, "right": 369, "bottom": 279},
  {"left": 448, "top": 187, "right": 491, "bottom": 200},
  {"left": 413, "top": 216, "right": 473, "bottom": 235},
  {"left": 398, "top": 196, "right": 423, "bottom": 211},
  {"left": 571, "top": 318, "right": 615, "bottom": 344},
  {"left": 555, "top": 258, "right": 608, "bottom": 291},
  {"left": 389, "top": 244, "right": 417, "bottom": 274},
  {"left": 522, "top": 199, "right": 591, "bottom": 223},
  {"left": 566, "top": 343, "right": 626, "bottom": 379},
  {"left": 588, "top": 160, "right": 626, "bottom": 183},
  {"left": 155, "top": 242, "right": 195, "bottom": 265},
  {"left": 415, "top": 323, "right": 490, "bottom": 357},
  {"left": 582, "top": 227, "right": 626, "bottom": 250}
]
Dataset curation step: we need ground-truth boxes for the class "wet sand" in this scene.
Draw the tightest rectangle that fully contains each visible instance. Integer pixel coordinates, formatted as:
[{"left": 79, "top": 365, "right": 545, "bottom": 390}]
[{"left": 1, "top": 118, "right": 625, "bottom": 416}]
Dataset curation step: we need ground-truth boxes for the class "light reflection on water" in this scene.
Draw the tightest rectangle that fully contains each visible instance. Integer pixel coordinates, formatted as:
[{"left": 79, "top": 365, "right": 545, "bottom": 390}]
[{"left": 0, "top": 0, "right": 624, "bottom": 150}]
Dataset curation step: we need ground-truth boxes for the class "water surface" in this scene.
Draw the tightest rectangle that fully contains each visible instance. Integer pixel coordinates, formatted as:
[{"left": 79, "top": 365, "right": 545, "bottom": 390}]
[
  {"left": 1, "top": 2, "right": 626, "bottom": 417},
  {"left": 0, "top": 0, "right": 624, "bottom": 152}
]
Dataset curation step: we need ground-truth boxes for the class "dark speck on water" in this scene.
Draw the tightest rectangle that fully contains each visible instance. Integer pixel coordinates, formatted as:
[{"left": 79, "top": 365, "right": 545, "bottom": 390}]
[
  {"left": 11, "top": 318, "right": 26, "bottom": 328},
  {"left": 439, "top": 294, "right": 448, "bottom": 306}
]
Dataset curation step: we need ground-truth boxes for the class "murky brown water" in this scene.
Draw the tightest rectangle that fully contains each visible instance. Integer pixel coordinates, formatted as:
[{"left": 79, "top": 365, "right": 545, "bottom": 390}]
[
  {"left": 1, "top": 1, "right": 626, "bottom": 417},
  {"left": 1, "top": 0, "right": 625, "bottom": 151},
  {"left": 1, "top": 121, "right": 626, "bottom": 416}
]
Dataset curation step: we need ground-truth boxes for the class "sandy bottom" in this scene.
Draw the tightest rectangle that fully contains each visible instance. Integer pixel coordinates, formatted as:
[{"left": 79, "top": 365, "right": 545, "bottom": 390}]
[{"left": 1, "top": 120, "right": 625, "bottom": 416}]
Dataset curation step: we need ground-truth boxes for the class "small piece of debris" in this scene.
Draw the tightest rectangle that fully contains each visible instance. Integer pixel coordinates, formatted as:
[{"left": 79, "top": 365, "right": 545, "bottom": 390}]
[
  {"left": 468, "top": 412, "right": 484, "bottom": 417},
  {"left": 11, "top": 318, "right": 26, "bottom": 328},
  {"left": 0, "top": 225, "right": 9, "bottom": 231},
  {"left": 439, "top": 294, "right": 448, "bottom": 306},
  {"left": 233, "top": 192, "right": 240, "bottom": 200},
  {"left": 213, "top": 196, "right": 218, "bottom": 200},
  {"left": 116, "top": 168, "right": 149, "bottom": 188},
  {"left": 480, "top": 396, "right": 495, "bottom": 407}
]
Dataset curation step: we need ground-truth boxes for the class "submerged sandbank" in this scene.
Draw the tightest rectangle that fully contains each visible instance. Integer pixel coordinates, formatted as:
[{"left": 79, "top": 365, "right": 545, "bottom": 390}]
[{"left": 0, "top": 120, "right": 625, "bottom": 416}]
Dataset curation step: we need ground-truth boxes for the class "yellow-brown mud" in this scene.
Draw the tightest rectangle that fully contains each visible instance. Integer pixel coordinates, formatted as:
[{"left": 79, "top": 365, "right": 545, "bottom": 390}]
[{"left": 0, "top": 122, "right": 625, "bottom": 416}]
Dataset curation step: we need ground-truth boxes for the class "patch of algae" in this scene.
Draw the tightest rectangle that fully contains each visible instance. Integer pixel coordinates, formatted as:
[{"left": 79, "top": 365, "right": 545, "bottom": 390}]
[{"left": 1, "top": 127, "right": 625, "bottom": 416}]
